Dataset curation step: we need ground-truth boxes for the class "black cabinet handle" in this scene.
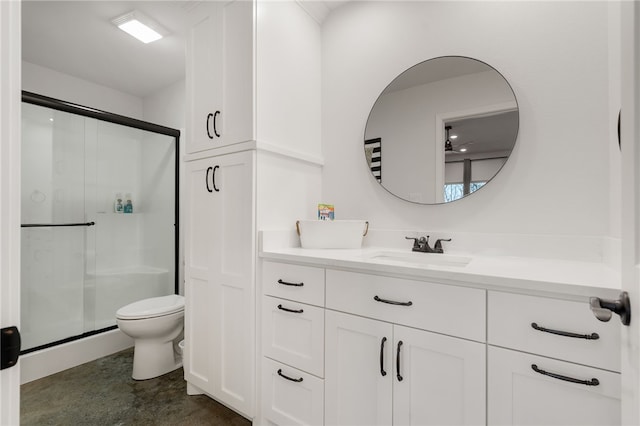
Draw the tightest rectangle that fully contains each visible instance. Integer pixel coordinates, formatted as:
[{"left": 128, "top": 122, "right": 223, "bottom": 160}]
[
  {"left": 531, "top": 364, "right": 599, "bottom": 386},
  {"left": 380, "top": 337, "right": 387, "bottom": 377},
  {"left": 213, "top": 110, "right": 221, "bottom": 137},
  {"left": 531, "top": 322, "right": 599, "bottom": 340},
  {"left": 277, "top": 279, "right": 304, "bottom": 287},
  {"left": 277, "top": 369, "right": 303, "bottom": 383},
  {"left": 374, "top": 295, "right": 413, "bottom": 306},
  {"left": 205, "top": 167, "right": 213, "bottom": 193},
  {"left": 206, "top": 113, "right": 214, "bottom": 139},
  {"left": 396, "top": 341, "right": 403, "bottom": 381},
  {"left": 277, "top": 304, "right": 303, "bottom": 314},
  {"left": 212, "top": 165, "right": 219, "bottom": 192}
]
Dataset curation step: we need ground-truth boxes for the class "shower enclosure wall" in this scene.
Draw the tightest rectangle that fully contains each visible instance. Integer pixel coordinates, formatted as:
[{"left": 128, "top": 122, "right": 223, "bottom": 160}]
[{"left": 21, "top": 92, "right": 179, "bottom": 353}]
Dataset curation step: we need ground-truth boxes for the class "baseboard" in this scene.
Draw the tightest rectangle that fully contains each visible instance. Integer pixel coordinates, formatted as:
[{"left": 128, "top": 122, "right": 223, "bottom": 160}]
[{"left": 20, "top": 329, "right": 133, "bottom": 384}]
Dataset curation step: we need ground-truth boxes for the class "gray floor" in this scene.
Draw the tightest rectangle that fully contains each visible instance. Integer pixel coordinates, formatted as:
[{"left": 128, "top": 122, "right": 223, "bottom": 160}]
[{"left": 21, "top": 348, "right": 252, "bottom": 426}]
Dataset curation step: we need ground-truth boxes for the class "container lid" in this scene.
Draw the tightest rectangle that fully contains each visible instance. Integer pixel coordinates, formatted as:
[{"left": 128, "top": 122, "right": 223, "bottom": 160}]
[{"left": 116, "top": 294, "right": 184, "bottom": 320}]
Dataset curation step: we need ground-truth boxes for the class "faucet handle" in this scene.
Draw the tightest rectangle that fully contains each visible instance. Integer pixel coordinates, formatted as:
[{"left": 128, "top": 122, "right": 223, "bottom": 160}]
[
  {"left": 405, "top": 236, "right": 429, "bottom": 250},
  {"left": 433, "top": 238, "right": 451, "bottom": 253},
  {"left": 405, "top": 236, "right": 420, "bottom": 249}
]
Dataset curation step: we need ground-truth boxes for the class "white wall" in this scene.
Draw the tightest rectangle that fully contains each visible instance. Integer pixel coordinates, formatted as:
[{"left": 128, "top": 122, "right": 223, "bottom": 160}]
[
  {"left": 257, "top": 1, "right": 322, "bottom": 158},
  {"left": 256, "top": 1, "right": 324, "bottom": 232},
  {"left": 143, "top": 79, "right": 185, "bottom": 130},
  {"left": 322, "top": 1, "right": 615, "bottom": 239},
  {"left": 22, "top": 61, "right": 143, "bottom": 119}
]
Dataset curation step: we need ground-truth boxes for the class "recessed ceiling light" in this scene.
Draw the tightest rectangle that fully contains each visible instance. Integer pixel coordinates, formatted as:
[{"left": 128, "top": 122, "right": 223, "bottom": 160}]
[
  {"left": 459, "top": 148, "right": 467, "bottom": 152},
  {"left": 450, "top": 135, "right": 458, "bottom": 140},
  {"left": 112, "top": 11, "right": 167, "bottom": 44}
]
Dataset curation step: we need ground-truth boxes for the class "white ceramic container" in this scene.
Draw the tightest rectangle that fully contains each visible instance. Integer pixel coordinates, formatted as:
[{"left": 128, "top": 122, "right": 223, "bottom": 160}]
[{"left": 296, "top": 220, "right": 369, "bottom": 249}]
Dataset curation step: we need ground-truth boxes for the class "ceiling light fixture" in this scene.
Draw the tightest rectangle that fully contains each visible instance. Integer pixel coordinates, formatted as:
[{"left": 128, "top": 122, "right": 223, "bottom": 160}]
[{"left": 112, "top": 11, "right": 167, "bottom": 44}]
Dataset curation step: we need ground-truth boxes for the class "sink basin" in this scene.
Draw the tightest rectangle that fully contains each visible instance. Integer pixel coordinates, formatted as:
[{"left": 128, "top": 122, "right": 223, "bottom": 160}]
[{"left": 366, "top": 251, "right": 471, "bottom": 268}]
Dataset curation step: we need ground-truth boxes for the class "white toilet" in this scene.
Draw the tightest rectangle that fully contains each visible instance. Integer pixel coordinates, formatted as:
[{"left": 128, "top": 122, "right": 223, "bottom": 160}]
[{"left": 116, "top": 294, "right": 185, "bottom": 380}]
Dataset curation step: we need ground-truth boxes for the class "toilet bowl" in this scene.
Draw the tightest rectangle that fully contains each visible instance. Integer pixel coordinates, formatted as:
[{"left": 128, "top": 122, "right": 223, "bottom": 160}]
[{"left": 116, "top": 294, "right": 185, "bottom": 380}]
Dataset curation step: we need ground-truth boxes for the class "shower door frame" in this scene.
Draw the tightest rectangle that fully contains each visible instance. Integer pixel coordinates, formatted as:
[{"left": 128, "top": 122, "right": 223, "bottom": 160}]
[{"left": 20, "top": 91, "right": 180, "bottom": 354}]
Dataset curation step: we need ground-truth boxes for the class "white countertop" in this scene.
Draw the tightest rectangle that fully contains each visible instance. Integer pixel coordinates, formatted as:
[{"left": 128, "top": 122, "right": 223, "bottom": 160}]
[{"left": 260, "top": 246, "right": 622, "bottom": 299}]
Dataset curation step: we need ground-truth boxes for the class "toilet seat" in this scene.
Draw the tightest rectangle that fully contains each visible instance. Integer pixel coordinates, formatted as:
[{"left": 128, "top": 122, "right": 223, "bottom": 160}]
[{"left": 116, "top": 294, "right": 184, "bottom": 320}]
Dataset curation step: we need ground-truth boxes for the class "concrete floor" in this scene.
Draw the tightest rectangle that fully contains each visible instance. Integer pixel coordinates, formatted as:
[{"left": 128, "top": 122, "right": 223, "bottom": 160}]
[{"left": 21, "top": 348, "right": 252, "bottom": 426}]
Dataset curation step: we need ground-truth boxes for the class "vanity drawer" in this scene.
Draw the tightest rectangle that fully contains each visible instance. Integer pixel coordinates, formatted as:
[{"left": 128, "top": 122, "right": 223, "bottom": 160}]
[
  {"left": 262, "top": 295, "right": 324, "bottom": 377},
  {"left": 262, "top": 261, "right": 325, "bottom": 307},
  {"left": 325, "top": 269, "right": 486, "bottom": 342},
  {"left": 488, "top": 291, "right": 620, "bottom": 371},
  {"left": 261, "top": 357, "right": 324, "bottom": 426}
]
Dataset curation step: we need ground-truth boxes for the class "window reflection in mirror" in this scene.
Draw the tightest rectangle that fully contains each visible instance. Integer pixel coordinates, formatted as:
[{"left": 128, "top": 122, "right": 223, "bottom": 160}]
[{"left": 364, "top": 56, "right": 519, "bottom": 204}]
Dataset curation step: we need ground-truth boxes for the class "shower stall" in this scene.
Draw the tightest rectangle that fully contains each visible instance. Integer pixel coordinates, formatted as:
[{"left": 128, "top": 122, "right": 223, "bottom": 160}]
[{"left": 20, "top": 92, "right": 178, "bottom": 354}]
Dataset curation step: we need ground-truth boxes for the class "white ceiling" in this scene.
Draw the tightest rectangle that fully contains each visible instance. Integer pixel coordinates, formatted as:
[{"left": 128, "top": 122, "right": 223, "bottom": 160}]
[{"left": 22, "top": 1, "right": 347, "bottom": 99}]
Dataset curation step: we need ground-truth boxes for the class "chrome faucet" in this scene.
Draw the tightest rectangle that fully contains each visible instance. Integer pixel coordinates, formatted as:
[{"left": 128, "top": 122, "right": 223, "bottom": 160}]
[{"left": 405, "top": 236, "right": 451, "bottom": 253}]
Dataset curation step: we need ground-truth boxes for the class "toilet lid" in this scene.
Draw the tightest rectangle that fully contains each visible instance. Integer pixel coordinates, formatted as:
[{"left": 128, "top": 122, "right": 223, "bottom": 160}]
[{"left": 116, "top": 294, "right": 185, "bottom": 320}]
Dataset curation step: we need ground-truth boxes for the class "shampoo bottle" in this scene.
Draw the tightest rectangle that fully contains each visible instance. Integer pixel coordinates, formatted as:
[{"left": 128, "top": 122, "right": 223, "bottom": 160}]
[
  {"left": 115, "top": 193, "right": 123, "bottom": 213},
  {"left": 123, "top": 193, "right": 133, "bottom": 214}
]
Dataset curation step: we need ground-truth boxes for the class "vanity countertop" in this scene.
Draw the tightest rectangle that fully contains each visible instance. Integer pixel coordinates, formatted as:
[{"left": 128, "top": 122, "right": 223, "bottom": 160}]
[{"left": 260, "top": 246, "right": 621, "bottom": 299}]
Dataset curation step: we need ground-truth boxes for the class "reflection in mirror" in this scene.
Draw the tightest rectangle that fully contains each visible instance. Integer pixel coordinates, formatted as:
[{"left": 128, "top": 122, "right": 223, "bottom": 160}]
[{"left": 364, "top": 56, "right": 519, "bottom": 204}]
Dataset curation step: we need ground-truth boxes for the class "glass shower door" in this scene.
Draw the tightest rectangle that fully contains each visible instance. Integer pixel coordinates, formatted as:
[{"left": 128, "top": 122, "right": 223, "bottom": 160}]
[
  {"left": 21, "top": 96, "right": 177, "bottom": 353},
  {"left": 21, "top": 103, "right": 93, "bottom": 351}
]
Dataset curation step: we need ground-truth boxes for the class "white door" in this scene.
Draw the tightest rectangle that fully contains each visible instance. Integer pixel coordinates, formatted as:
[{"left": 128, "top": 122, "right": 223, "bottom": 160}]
[
  {"left": 325, "top": 310, "right": 393, "bottom": 426},
  {"left": 620, "top": 1, "right": 640, "bottom": 424},
  {"left": 0, "top": 0, "right": 21, "bottom": 424},
  {"left": 393, "top": 325, "right": 486, "bottom": 426}
]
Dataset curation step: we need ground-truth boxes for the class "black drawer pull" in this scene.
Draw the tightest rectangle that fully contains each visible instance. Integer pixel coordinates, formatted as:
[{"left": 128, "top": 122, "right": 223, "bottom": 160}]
[
  {"left": 374, "top": 295, "right": 413, "bottom": 306},
  {"left": 277, "top": 304, "right": 303, "bottom": 314},
  {"left": 531, "top": 364, "right": 599, "bottom": 386},
  {"left": 396, "top": 340, "right": 403, "bottom": 382},
  {"left": 531, "top": 322, "right": 599, "bottom": 340},
  {"left": 277, "top": 369, "right": 303, "bottom": 383},
  {"left": 380, "top": 337, "right": 387, "bottom": 377},
  {"left": 277, "top": 279, "right": 304, "bottom": 287}
]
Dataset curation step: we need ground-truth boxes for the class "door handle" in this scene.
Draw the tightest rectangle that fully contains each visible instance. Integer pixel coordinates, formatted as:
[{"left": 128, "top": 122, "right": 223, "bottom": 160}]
[
  {"left": 380, "top": 337, "right": 387, "bottom": 377},
  {"left": 206, "top": 113, "right": 214, "bottom": 139},
  {"left": 205, "top": 167, "right": 213, "bottom": 193},
  {"left": 212, "top": 165, "right": 219, "bottom": 192},
  {"left": 213, "top": 111, "right": 220, "bottom": 137},
  {"left": 1, "top": 326, "right": 21, "bottom": 370},
  {"left": 590, "top": 292, "right": 631, "bottom": 325},
  {"left": 396, "top": 340, "right": 403, "bottom": 382}
]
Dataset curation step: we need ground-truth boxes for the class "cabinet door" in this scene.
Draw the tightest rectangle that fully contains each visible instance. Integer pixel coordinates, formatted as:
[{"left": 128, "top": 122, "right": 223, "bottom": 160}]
[
  {"left": 186, "top": 0, "right": 254, "bottom": 154},
  {"left": 393, "top": 325, "right": 486, "bottom": 426},
  {"left": 325, "top": 310, "right": 393, "bottom": 426},
  {"left": 488, "top": 346, "right": 620, "bottom": 426},
  {"left": 184, "top": 157, "right": 217, "bottom": 392},
  {"left": 184, "top": 151, "right": 255, "bottom": 417}
]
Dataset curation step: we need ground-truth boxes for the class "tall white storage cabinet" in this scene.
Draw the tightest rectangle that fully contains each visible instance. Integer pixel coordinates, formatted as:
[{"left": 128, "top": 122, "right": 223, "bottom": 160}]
[
  {"left": 183, "top": 0, "right": 256, "bottom": 418},
  {"left": 184, "top": 0, "right": 323, "bottom": 421},
  {"left": 184, "top": 151, "right": 256, "bottom": 417}
]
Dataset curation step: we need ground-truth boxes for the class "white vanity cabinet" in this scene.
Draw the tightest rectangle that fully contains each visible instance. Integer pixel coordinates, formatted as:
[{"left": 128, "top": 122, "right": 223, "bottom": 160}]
[
  {"left": 324, "top": 270, "right": 486, "bottom": 426},
  {"left": 185, "top": 0, "right": 254, "bottom": 155},
  {"left": 184, "top": 151, "right": 255, "bottom": 417},
  {"left": 487, "top": 291, "right": 621, "bottom": 425},
  {"left": 261, "top": 262, "right": 326, "bottom": 426}
]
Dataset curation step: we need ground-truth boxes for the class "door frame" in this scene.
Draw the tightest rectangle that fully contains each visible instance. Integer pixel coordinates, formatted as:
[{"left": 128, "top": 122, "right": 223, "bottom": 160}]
[
  {"left": 620, "top": 0, "right": 640, "bottom": 424},
  {"left": 0, "top": 0, "right": 22, "bottom": 424}
]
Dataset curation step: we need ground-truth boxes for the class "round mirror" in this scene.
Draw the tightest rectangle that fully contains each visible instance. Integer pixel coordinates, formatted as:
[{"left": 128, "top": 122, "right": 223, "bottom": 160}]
[{"left": 364, "top": 56, "right": 519, "bottom": 204}]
